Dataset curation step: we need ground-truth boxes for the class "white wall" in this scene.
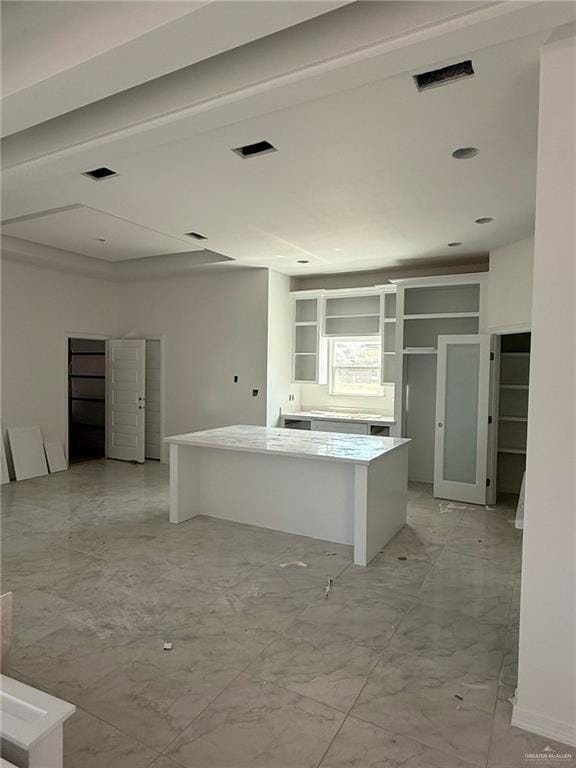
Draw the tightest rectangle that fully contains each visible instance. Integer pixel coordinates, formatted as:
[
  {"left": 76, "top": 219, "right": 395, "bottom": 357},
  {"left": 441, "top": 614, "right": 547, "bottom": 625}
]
[
  {"left": 117, "top": 269, "right": 269, "bottom": 447},
  {"left": 514, "top": 27, "right": 576, "bottom": 747},
  {"left": 1, "top": 257, "right": 120, "bottom": 457},
  {"left": 488, "top": 238, "right": 534, "bottom": 333},
  {"left": 266, "top": 271, "right": 300, "bottom": 426}
]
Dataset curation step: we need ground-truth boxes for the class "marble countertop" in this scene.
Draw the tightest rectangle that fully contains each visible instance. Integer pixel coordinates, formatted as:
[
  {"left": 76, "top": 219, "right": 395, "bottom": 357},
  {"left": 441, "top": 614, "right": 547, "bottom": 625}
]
[
  {"left": 165, "top": 425, "right": 410, "bottom": 465},
  {"left": 281, "top": 409, "right": 395, "bottom": 424}
]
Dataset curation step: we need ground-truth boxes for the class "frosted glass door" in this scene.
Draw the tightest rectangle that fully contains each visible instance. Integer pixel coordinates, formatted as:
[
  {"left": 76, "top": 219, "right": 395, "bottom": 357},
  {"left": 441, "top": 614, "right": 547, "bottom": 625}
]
[{"left": 434, "top": 335, "right": 490, "bottom": 504}]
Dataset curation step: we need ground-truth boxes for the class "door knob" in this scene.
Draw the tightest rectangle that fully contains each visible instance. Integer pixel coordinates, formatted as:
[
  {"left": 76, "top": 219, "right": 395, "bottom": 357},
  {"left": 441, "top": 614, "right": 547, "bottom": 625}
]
[{"left": 438, "top": 422, "right": 443, "bottom": 428}]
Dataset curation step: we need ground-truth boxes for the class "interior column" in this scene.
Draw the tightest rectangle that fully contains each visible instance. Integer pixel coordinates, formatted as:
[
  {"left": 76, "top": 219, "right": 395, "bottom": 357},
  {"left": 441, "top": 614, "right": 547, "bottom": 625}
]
[{"left": 514, "top": 24, "right": 576, "bottom": 745}]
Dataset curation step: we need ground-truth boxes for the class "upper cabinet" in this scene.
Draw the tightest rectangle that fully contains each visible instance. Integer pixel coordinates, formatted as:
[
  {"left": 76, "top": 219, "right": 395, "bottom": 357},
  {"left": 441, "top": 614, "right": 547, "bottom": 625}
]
[
  {"left": 324, "top": 293, "right": 381, "bottom": 336},
  {"left": 291, "top": 287, "right": 397, "bottom": 385},
  {"left": 293, "top": 294, "right": 321, "bottom": 383}
]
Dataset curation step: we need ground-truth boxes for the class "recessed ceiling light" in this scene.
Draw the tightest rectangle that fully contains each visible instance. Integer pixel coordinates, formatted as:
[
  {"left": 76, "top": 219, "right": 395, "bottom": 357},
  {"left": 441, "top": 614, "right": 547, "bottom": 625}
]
[
  {"left": 232, "top": 140, "right": 277, "bottom": 159},
  {"left": 297, "top": 259, "right": 310, "bottom": 264},
  {"left": 82, "top": 167, "right": 118, "bottom": 180},
  {"left": 447, "top": 242, "right": 463, "bottom": 247},
  {"left": 475, "top": 217, "right": 494, "bottom": 224},
  {"left": 185, "top": 231, "right": 207, "bottom": 240},
  {"left": 451, "top": 147, "right": 479, "bottom": 160}
]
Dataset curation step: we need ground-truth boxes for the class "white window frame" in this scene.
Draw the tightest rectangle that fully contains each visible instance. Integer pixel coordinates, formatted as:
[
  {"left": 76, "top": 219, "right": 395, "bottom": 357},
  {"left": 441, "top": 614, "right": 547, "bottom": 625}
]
[{"left": 328, "top": 336, "right": 384, "bottom": 397}]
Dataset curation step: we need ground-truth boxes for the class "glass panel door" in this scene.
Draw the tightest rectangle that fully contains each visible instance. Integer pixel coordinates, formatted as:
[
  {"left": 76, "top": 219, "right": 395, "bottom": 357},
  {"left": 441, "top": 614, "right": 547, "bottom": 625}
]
[{"left": 434, "top": 335, "right": 491, "bottom": 504}]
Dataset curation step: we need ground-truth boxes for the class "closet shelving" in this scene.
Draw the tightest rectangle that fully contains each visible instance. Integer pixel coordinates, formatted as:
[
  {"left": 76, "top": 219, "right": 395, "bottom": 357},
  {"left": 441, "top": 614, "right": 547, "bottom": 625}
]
[
  {"left": 495, "top": 332, "right": 531, "bottom": 493},
  {"left": 68, "top": 338, "right": 106, "bottom": 462}
]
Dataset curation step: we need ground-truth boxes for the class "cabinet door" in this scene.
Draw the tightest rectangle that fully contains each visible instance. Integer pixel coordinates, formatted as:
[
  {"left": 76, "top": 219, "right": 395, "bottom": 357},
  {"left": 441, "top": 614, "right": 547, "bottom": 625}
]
[{"left": 434, "top": 335, "right": 491, "bottom": 504}]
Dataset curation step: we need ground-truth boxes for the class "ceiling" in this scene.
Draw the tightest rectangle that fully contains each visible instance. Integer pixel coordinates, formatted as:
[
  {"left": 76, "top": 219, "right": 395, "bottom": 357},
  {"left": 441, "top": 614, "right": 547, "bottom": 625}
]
[{"left": 1, "top": 2, "right": 573, "bottom": 277}]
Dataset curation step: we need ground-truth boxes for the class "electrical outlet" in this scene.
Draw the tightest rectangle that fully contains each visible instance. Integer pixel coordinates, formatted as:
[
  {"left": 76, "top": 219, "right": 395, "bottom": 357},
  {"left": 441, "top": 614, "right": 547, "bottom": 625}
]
[
  {"left": 252, "top": 389, "right": 259, "bottom": 397},
  {"left": 233, "top": 375, "right": 239, "bottom": 383}
]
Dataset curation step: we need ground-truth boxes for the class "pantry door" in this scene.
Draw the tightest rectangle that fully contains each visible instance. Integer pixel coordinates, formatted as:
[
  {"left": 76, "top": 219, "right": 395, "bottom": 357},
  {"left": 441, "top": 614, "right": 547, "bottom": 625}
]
[{"left": 434, "top": 334, "right": 491, "bottom": 504}]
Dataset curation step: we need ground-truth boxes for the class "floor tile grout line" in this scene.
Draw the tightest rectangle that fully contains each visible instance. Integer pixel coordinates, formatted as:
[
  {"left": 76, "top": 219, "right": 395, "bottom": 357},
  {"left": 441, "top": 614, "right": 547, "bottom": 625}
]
[
  {"left": 343, "top": 712, "right": 487, "bottom": 768},
  {"left": 315, "top": 597, "right": 420, "bottom": 768}
]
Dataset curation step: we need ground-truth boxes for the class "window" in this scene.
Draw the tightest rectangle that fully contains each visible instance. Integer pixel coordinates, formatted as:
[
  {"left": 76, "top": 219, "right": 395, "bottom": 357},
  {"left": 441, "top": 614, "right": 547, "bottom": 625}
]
[{"left": 329, "top": 337, "right": 384, "bottom": 396}]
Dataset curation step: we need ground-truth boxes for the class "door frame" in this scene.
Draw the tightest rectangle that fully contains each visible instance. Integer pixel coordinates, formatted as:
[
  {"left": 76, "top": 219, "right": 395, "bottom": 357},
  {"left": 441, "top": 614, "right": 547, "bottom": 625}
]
[
  {"left": 144, "top": 335, "right": 168, "bottom": 463},
  {"left": 433, "top": 334, "right": 491, "bottom": 504},
  {"left": 64, "top": 331, "right": 110, "bottom": 464},
  {"left": 64, "top": 332, "right": 166, "bottom": 464}
]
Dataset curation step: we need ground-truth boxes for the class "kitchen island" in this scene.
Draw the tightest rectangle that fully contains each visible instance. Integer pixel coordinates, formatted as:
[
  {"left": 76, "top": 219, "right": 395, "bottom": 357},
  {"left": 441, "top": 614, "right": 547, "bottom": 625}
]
[{"left": 165, "top": 425, "right": 410, "bottom": 566}]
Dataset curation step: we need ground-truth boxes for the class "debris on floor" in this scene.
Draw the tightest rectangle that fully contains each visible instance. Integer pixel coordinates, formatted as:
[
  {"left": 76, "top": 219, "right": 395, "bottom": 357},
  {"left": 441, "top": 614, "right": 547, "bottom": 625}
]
[
  {"left": 397, "top": 556, "right": 408, "bottom": 561},
  {"left": 163, "top": 642, "right": 173, "bottom": 651},
  {"left": 324, "top": 578, "right": 334, "bottom": 599},
  {"left": 454, "top": 694, "right": 464, "bottom": 701},
  {"left": 279, "top": 560, "right": 308, "bottom": 568}
]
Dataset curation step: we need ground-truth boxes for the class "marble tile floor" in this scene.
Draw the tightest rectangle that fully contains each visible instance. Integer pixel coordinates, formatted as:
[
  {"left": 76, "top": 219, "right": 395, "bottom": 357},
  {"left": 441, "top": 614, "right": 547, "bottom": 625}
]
[{"left": 1, "top": 460, "right": 574, "bottom": 768}]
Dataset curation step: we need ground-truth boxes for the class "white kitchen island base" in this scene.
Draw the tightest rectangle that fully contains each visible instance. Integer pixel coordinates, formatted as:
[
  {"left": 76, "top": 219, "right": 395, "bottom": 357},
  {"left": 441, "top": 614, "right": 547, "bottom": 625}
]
[{"left": 167, "top": 426, "right": 410, "bottom": 566}]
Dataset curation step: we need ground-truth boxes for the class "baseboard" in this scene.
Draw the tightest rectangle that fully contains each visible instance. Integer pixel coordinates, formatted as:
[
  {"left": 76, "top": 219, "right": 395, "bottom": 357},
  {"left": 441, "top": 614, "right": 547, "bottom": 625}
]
[{"left": 512, "top": 704, "right": 576, "bottom": 748}]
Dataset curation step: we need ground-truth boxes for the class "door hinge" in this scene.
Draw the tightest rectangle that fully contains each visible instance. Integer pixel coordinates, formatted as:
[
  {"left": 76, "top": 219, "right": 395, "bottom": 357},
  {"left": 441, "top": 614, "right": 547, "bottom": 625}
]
[
  {"left": 488, "top": 415, "right": 493, "bottom": 424},
  {"left": 486, "top": 478, "right": 491, "bottom": 487}
]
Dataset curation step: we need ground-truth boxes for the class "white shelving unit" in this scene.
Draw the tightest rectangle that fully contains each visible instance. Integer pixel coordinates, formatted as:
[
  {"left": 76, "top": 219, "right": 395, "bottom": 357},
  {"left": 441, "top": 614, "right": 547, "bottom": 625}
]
[
  {"left": 390, "top": 273, "right": 488, "bottom": 476},
  {"left": 293, "top": 294, "right": 321, "bottom": 383},
  {"left": 495, "top": 332, "right": 531, "bottom": 494},
  {"left": 291, "top": 286, "right": 397, "bottom": 386}
]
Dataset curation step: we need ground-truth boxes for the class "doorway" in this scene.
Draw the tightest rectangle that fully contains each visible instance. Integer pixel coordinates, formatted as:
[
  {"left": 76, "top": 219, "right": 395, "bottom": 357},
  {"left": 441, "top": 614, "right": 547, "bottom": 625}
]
[
  {"left": 68, "top": 337, "right": 106, "bottom": 464},
  {"left": 67, "top": 335, "right": 165, "bottom": 465}
]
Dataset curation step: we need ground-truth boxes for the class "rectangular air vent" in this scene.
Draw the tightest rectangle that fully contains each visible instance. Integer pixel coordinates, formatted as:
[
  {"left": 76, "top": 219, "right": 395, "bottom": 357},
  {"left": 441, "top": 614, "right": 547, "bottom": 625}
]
[
  {"left": 185, "top": 231, "right": 207, "bottom": 240},
  {"left": 414, "top": 60, "right": 474, "bottom": 91},
  {"left": 82, "top": 167, "right": 118, "bottom": 180},
  {"left": 232, "top": 140, "right": 277, "bottom": 159}
]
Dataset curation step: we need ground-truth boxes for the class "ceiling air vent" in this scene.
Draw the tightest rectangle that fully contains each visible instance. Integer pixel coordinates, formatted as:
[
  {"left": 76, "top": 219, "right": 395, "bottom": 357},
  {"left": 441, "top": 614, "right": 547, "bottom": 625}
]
[
  {"left": 185, "top": 231, "right": 207, "bottom": 240},
  {"left": 82, "top": 167, "right": 118, "bottom": 180},
  {"left": 414, "top": 60, "right": 474, "bottom": 91},
  {"left": 232, "top": 140, "right": 277, "bottom": 159}
]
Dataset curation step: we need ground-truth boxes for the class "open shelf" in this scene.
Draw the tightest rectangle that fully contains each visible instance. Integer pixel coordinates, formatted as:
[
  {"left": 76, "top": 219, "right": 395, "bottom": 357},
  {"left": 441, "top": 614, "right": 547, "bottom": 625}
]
[
  {"left": 498, "top": 447, "right": 527, "bottom": 455},
  {"left": 499, "top": 416, "right": 527, "bottom": 422},
  {"left": 403, "top": 312, "right": 480, "bottom": 320},
  {"left": 69, "top": 374, "right": 105, "bottom": 379},
  {"left": 404, "top": 283, "right": 480, "bottom": 316},
  {"left": 403, "top": 347, "right": 437, "bottom": 355},
  {"left": 500, "top": 384, "right": 529, "bottom": 390},
  {"left": 501, "top": 352, "right": 530, "bottom": 358}
]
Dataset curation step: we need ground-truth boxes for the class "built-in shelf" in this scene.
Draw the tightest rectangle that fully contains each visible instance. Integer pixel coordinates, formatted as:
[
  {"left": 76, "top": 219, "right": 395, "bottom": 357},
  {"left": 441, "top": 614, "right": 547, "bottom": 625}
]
[
  {"left": 501, "top": 352, "right": 530, "bottom": 358},
  {"left": 499, "top": 416, "right": 528, "bottom": 422},
  {"left": 383, "top": 351, "right": 395, "bottom": 356},
  {"left": 70, "top": 397, "right": 104, "bottom": 403},
  {"left": 294, "top": 321, "right": 318, "bottom": 327},
  {"left": 68, "top": 374, "right": 105, "bottom": 379},
  {"left": 404, "top": 312, "right": 480, "bottom": 320},
  {"left": 324, "top": 313, "right": 379, "bottom": 320},
  {"left": 498, "top": 447, "right": 527, "bottom": 455},
  {"left": 403, "top": 347, "right": 437, "bottom": 355},
  {"left": 500, "top": 384, "right": 529, "bottom": 390},
  {"left": 294, "top": 352, "right": 316, "bottom": 356}
]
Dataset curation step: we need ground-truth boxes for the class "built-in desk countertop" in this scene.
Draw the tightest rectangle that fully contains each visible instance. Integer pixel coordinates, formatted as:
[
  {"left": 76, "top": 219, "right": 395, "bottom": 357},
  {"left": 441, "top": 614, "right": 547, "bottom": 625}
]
[
  {"left": 165, "top": 425, "right": 410, "bottom": 566},
  {"left": 165, "top": 425, "right": 408, "bottom": 466}
]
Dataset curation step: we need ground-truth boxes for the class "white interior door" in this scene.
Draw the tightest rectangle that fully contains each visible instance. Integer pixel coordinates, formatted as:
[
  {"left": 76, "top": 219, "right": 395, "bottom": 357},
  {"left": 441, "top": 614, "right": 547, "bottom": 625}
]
[
  {"left": 434, "top": 334, "right": 491, "bottom": 504},
  {"left": 106, "top": 339, "right": 145, "bottom": 462}
]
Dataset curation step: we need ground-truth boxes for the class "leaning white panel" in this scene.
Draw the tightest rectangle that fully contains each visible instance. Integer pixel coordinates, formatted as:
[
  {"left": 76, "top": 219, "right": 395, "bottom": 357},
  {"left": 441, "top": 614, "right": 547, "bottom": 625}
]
[
  {"left": 0, "top": 432, "right": 10, "bottom": 484},
  {"left": 44, "top": 440, "right": 67, "bottom": 473},
  {"left": 7, "top": 427, "right": 48, "bottom": 481}
]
